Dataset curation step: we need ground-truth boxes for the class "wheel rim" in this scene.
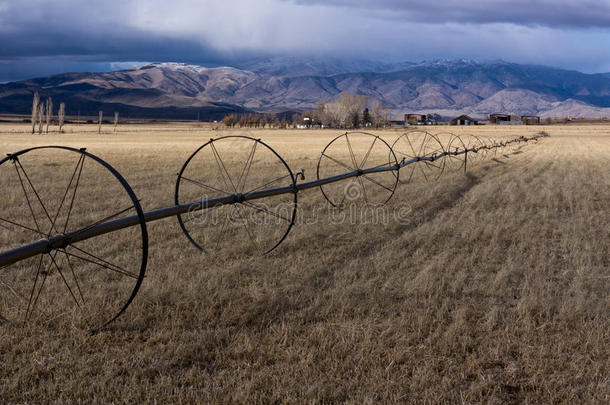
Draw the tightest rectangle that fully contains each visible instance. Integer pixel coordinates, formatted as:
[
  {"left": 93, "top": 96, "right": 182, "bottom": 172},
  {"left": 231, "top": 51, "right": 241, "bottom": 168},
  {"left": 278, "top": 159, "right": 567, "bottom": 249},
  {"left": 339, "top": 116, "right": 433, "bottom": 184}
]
[
  {"left": 175, "top": 136, "right": 297, "bottom": 256},
  {"left": 460, "top": 134, "right": 485, "bottom": 167},
  {"left": 443, "top": 134, "right": 468, "bottom": 173},
  {"left": 391, "top": 130, "right": 445, "bottom": 183},
  {"left": 317, "top": 132, "right": 399, "bottom": 208},
  {"left": 0, "top": 146, "right": 148, "bottom": 332}
]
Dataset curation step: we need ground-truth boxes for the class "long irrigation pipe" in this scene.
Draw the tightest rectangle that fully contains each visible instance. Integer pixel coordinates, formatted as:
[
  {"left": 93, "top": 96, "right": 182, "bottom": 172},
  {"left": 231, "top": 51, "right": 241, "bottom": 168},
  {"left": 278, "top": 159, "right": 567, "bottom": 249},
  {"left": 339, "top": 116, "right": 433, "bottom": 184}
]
[{"left": 0, "top": 134, "right": 541, "bottom": 268}]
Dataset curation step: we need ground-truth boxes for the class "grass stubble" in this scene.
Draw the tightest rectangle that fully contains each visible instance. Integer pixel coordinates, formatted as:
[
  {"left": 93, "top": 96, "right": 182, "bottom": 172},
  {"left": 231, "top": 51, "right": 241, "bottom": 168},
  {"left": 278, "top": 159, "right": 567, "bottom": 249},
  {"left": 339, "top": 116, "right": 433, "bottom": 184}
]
[{"left": 0, "top": 124, "right": 608, "bottom": 403}]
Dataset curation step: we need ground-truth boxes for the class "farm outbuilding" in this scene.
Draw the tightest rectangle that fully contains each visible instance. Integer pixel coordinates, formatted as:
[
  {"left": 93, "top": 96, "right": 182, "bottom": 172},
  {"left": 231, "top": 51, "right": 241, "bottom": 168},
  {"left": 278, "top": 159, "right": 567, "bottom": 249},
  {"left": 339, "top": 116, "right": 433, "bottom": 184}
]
[
  {"left": 405, "top": 114, "right": 427, "bottom": 125},
  {"left": 450, "top": 115, "right": 478, "bottom": 125},
  {"left": 521, "top": 115, "right": 540, "bottom": 125},
  {"left": 489, "top": 113, "right": 511, "bottom": 124}
]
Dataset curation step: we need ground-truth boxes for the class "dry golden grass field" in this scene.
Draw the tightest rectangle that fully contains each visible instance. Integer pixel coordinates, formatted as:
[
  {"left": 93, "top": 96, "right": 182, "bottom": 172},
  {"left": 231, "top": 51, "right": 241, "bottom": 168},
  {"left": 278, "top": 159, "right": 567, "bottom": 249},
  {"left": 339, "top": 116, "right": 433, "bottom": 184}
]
[{"left": 0, "top": 123, "right": 608, "bottom": 403}]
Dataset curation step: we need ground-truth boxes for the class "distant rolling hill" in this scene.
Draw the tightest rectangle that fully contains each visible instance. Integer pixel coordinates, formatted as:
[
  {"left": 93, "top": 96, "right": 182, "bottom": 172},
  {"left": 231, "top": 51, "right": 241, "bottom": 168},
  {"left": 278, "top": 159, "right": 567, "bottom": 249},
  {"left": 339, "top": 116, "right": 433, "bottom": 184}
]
[{"left": 1, "top": 58, "right": 610, "bottom": 120}]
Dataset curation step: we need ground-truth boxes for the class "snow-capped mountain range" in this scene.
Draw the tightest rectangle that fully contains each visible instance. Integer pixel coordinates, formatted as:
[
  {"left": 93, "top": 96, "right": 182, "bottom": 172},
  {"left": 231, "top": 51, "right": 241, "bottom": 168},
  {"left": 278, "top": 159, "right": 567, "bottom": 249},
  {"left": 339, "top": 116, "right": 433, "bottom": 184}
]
[{"left": 1, "top": 57, "right": 609, "bottom": 119}]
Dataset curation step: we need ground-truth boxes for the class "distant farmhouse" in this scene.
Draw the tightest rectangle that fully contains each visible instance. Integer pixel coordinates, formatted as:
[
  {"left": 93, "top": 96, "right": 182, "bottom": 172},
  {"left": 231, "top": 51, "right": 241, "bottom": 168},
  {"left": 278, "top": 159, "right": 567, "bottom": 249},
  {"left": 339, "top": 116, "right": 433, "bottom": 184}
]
[
  {"left": 402, "top": 112, "right": 538, "bottom": 126},
  {"left": 405, "top": 114, "right": 427, "bottom": 125},
  {"left": 296, "top": 117, "right": 312, "bottom": 129},
  {"left": 450, "top": 114, "right": 478, "bottom": 125},
  {"left": 489, "top": 113, "right": 511, "bottom": 124},
  {"left": 521, "top": 115, "right": 541, "bottom": 125},
  {"left": 489, "top": 113, "right": 523, "bottom": 125},
  {"left": 404, "top": 113, "right": 441, "bottom": 125}
]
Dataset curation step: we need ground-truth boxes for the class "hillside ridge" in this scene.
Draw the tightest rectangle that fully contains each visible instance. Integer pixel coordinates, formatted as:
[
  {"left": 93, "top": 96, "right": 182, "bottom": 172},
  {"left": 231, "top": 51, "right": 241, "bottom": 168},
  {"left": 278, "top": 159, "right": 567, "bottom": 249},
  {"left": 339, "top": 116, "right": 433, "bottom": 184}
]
[{"left": 1, "top": 58, "right": 609, "bottom": 119}]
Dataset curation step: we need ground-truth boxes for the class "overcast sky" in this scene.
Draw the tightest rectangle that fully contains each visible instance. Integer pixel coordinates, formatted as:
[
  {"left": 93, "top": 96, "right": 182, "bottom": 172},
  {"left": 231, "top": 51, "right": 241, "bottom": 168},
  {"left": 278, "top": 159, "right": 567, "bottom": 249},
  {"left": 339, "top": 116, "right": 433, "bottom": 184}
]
[{"left": 1, "top": 0, "right": 609, "bottom": 81}]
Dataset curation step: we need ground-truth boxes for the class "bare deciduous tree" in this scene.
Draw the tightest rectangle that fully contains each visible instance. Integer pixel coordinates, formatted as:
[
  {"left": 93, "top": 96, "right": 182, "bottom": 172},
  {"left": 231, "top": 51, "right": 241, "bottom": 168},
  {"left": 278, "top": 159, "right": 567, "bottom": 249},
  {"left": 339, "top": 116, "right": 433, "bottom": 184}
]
[
  {"left": 114, "top": 112, "right": 119, "bottom": 133},
  {"left": 312, "top": 101, "right": 329, "bottom": 127},
  {"left": 58, "top": 102, "right": 66, "bottom": 133},
  {"left": 222, "top": 114, "right": 238, "bottom": 128},
  {"left": 31, "top": 92, "right": 39, "bottom": 134},
  {"left": 322, "top": 100, "right": 340, "bottom": 128},
  {"left": 370, "top": 99, "right": 389, "bottom": 128},
  {"left": 319, "top": 92, "right": 367, "bottom": 128},
  {"left": 339, "top": 92, "right": 367, "bottom": 128},
  {"left": 98, "top": 111, "right": 103, "bottom": 134},
  {"left": 45, "top": 98, "right": 53, "bottom": 134}
]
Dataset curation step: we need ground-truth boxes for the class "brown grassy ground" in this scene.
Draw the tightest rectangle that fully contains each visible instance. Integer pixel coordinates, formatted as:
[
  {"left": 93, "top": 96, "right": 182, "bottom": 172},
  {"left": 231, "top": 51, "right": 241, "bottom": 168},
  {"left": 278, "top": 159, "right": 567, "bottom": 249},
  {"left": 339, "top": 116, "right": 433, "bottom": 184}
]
[{"left": 0, "top": 123, "right": 608, "bottom": 403}]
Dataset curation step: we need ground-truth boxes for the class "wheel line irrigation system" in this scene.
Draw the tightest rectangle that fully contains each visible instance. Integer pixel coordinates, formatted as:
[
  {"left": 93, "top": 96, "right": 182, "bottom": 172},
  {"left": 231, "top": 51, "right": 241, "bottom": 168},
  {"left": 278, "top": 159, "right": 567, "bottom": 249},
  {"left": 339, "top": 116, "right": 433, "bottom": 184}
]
[{"left": 0, "top": 130, "right": 548, "bottom": 332}]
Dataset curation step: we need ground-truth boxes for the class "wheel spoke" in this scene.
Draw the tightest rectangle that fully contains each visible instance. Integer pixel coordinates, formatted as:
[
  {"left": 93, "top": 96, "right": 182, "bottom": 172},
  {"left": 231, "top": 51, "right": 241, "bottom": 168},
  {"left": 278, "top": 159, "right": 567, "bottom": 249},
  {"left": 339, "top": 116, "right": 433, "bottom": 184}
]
[
  {"left": 62, "top": 153, "right": 86, "bottom": 233},
  {"left": 416, "top": 136, "right": 427, "bottom": 157},
  {"left": 65, "top": 245, "right": 140, "bottom": 280},
  {"left": 234, "top": 206, "right": 261, "bottom": 253},
  {"left": 359, "top": 137, "right": 377, "bottom": 169},
  {"left": 345, "top": 134, "right": 360, "bottom": 170},
  {"left": 236, "top": 141, "right": 257, "bottom": 193},
  {"left": 181, "top": 176, "right": 231, "bottom": 196},
  {"left": 182, "top": 202, "right": 224, "bottom": 224},
  {"left": 244, "top": 174, "right": 292, "bottom": 196},
  {"left": 394, "top": 148, "right": 415, "bottom": 160},
  {"left": 214, "top": 212, "right": 230, "bottom": 251},
  {"left": 357, "top": 176, "right": 369, "bottom": 203},
  {"left": 25, "top": 255, "right": 44, "bottom": 322},
  {"left": 361, "top": 174, "right": 394, "bottom": 193},
  {"left": 0, "top": 216, "right": 47, "bottom": 238},
  {"left": 241, "top": 201, "right": 292, "bottom": 223},
  {"left": 12, "top": 161, "right": 42, "bottom": 235},
  {"left": 48, "top": 253, "right": 81, "bottom": 309},
  {"left": 0, "top": 221, "right": 13, "bottom": 234},
  {"left": 69, "top": 204, "right": 136, "bottom": 239},
  {"left": 405, "top": 135, "right": 418, "bottom": 157},
  {"left": 15, "top": 159, "right": 55, "bottom": 234},
  {"left": 62, "top": 250, "right": 85, "bottom": 306},
  {"left": 402, "top": 165, "right": 416, "bottom": 183},
  {"left": 321, "top": 153, "right": 355, "bottom": 172},
  {"left": 48, "top": 154, "right": 85, "bottom": 236},
  {"left": 418, "top": 162, "right": 429, "bottom": 182},
  {"left": 29, "top": 262, "right": 50, "bottom": 321},
  {"left": 210, "top": 142, "right": 237, "bottom": 192},
  {"left": 347, "top": 136, "right": 367, "bottom": 202}
]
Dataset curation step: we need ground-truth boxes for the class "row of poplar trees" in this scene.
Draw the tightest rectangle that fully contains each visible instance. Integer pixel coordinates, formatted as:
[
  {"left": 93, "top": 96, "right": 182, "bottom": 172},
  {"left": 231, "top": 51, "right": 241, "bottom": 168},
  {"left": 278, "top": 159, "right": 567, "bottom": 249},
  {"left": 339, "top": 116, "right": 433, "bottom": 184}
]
[
  {"left": 31, "top": 92, "right": 120, "bottom": 134},
  {"left": 31, "top": 91, "right": 66, "bottom": 134}
]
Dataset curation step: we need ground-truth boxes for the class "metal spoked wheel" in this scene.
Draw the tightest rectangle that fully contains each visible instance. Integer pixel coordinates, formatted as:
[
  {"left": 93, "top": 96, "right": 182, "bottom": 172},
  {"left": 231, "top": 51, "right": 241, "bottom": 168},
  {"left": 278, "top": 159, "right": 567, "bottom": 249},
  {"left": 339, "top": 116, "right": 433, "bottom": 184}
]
[
  {"left": 317, "top": 132, "right": 399, "bottom": 208},
  {"left": 0, "top": 146, "right": 148, "bottom": 332},
  {"left": 391, "top": 130, "right": 445, "bottom": 183},
  {"left": 175, "top": 136, "right": 297, "bottom": 256},
  {"left": 462, "top": 134, "right": 487, "bottom": 167},
  {"left": 443, "top": 134, "right": 468, "bottom": 173}
]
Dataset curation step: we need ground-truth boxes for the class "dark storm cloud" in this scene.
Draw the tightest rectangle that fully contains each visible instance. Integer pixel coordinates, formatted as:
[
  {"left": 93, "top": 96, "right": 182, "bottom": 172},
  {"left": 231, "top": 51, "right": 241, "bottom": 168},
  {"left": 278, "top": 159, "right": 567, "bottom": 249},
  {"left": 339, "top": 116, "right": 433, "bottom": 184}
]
[
  {"left": 291, "top": 0, "right": 610, "bottom": 29},
  {"left": 0, "top": 1, "right": 243, "bottom": 80},
  {"left": 0, "top": 28, "right": 215, "bottom": 61},
  {"left": 0, "top": 0, "right": 609, "bottom": 81},
  {"left": 0, "top": 2, "right": 223, "bottom": 62}
]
